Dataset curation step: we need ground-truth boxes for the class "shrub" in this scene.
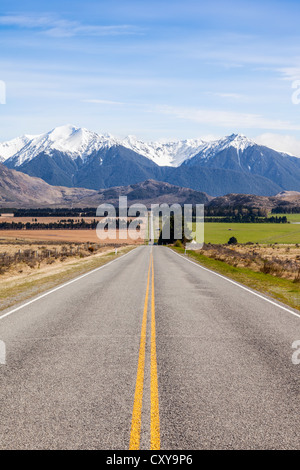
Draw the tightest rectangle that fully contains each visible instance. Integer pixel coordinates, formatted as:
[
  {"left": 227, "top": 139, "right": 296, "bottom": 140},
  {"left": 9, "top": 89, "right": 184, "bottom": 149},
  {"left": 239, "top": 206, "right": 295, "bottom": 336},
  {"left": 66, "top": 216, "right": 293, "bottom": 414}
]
[
  {"left": 260, "top": 259, "right": 276, "bottom": 274},
  {"left": 294, "top": 268, "right": 300, "bottom": 283},
  {"left": 228, "top": 236, "right": 238, "bottom": 245}
]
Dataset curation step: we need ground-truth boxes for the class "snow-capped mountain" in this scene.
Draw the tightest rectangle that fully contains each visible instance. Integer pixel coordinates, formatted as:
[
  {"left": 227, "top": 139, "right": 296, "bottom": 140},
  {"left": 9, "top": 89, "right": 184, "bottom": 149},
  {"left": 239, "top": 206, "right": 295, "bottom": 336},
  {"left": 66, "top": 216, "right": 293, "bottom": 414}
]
[
  {"left": 0, "top": 135, "right": 35, "bottom": 162},
  {"left": 0, "top": 126, "right": 274, "bottom": 168},
  {"left": 0, "top": 125, "right": 208, "bottom": 167},
  {"left": 186, "top": 134, "right": 255, "bottom": 163},
  {"left": 1, "top": 126, "right": 300, "bottom": 196},
  {"left": 0, "top": 125, "right": 119, "bottom": 166},
  {"left": 0, "top": 128, "right": 275, "bottom": 169},
  {"left": 122, "top": 135, "right": 206, "bottom": 166}
]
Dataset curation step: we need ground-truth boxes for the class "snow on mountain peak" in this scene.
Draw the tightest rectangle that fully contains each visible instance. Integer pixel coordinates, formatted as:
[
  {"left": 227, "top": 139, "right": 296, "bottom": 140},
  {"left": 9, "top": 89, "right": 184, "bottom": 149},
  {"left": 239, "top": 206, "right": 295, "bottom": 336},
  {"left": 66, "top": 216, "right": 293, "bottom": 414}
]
[
  {"left": 122, "top": 135, "right": 206, "bottom": 166},
  {"left": 190, "top": 133, "right": 256, "bottom": 162},
  {"left": 212, "top": 133, "right": 255, "bottom": 152},
  {"left": 0, "top": 126, "right": 257, "bottom": 168},
  {"left": 226, "top": 133, "right": 256, "bottom": 151},
  {"left": 0, "top": 125, "right": 120, "bottom": 166},
  {"left": 0, "top": 135, "right": 36, "bottom": 162},
  {"left": 45, "top": 124, "right": 113, "bottom": 157}
]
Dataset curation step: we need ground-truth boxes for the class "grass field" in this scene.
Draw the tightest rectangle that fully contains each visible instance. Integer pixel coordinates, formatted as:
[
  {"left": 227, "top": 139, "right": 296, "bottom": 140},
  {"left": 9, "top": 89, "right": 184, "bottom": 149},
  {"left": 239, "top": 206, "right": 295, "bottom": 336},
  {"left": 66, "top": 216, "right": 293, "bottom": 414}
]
[
  {"left": 285, "top": 214, "right": 300, "bottom": 223},
  {"left": 0, "top": 216, "right": 147, "bottom": 244},
  {"left": 203, "top": 222, "right": 300, "bottom": 244}
]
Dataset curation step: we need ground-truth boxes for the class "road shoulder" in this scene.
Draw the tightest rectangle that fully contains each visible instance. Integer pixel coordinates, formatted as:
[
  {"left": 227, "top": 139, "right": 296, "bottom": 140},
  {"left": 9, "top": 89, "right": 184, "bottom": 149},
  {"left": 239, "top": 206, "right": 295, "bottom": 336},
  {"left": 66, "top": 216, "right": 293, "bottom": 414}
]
[
  {"left": 170, "top": 246, "right": 300, "bottom": 312},
  {"left": 0, "top": 246, "right": 136, "bottom": 312}
]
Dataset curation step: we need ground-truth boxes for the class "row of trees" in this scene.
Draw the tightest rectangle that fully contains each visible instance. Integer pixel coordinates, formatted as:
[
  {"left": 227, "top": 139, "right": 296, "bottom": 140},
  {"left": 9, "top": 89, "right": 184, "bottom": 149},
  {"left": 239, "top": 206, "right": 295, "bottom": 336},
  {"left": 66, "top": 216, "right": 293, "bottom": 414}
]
[
  {"left": 205, "top": 215, "right": 288, "bottom": 223},
  {"left": 0, "top": 218, "right": 143, "bottom": 230},
  {"left": 0, "top": 219, "right": 98, "bottom": 230},
  {"left": 0, "top": 208, "right": 98, "bottom": 217},
  {"left": 1, "top": 204, "right": 296, "bottom": 219},
  {"left": 271, "top": 206, "right": 300, "bottom": 214},
  {"left": 204, "top": 206, "right": 268, "bottom": 217}
]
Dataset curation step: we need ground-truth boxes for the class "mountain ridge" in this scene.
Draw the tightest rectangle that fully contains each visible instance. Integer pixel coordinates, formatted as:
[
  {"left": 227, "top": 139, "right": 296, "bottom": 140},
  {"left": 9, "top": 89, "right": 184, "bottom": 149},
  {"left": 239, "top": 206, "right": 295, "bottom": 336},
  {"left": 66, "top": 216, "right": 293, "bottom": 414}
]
[
  {"left": 1, "top": 126, "right": 300, "bottom": 196},
  {"left": 0, "top": 126, "right": 271, "bottom": 168},
  {"left": 1, "top": 162, "right": 299, "bottom": 211},
  {"left": 0, "top": 163, "right": 211, "bottom": 208}
]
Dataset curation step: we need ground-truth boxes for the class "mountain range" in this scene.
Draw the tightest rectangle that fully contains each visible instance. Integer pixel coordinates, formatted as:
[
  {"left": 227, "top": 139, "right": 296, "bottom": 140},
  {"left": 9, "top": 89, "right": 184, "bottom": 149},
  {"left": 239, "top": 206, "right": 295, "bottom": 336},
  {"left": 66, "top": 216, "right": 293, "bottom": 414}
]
[
  {"left": 0, "top": 163, "right": 210, "bottom": 208},
  {"left": 1, "top": 125, "right": 300, "bottom": 196},
  {"left": 209, "top": 191, "right": 300, "bottom": 213},
  {"left": 1, "top": 162, "right": 300, "bottom": 212}
]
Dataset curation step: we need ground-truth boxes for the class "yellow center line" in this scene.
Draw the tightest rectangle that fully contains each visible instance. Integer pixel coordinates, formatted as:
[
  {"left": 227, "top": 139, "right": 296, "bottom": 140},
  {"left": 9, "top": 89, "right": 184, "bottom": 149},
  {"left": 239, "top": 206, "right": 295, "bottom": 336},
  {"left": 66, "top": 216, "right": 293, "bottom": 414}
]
[
  {"left": 150, "top": 254, "right": 160, "bottom": 450},
  {"left": 129, "top": 254, "right": 151, "bottom": 450}
]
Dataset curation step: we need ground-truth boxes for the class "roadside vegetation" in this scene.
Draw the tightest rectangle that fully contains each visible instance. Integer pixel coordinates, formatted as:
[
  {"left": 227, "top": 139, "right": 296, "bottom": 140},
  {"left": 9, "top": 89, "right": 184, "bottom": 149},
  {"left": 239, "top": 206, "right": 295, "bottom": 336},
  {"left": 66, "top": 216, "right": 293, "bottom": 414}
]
[
  {"left": 171, "top": 244, "right": 300, "bottom": 311},
  {"left": 0, "top": 240, "right": 104, "bottom": 276},
  {"left": 0, "top": 239, "right": 134, "bottom": 311},
  {"left": 163, "top": 209, "right": 299, "bottom": 311}
]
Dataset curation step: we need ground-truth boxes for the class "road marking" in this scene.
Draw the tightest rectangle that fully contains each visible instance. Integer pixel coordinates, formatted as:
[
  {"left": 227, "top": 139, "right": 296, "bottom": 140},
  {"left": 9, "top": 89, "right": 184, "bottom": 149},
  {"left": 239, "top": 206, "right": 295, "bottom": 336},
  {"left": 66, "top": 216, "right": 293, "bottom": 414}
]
[
  {"left": 169, "top": 248, "right": 300, "bottom": 320},
  {"left": 129, "top": 251, "right": 161, "bottom": 450},
  {"left": 0, "top": 248, "right": 138, "bottom": 322},
  {"left": 129, "top": 254, "right": 151, "bottom": 450},
  {"left": 150, "top": 254, "right": 160, "bottom": 450}
]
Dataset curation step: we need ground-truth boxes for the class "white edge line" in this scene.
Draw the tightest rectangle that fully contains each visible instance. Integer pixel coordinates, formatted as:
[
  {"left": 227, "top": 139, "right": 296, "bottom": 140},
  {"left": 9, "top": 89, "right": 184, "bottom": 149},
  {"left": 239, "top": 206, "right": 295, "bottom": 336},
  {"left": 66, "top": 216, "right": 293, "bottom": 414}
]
[
  {"left": 0, "top": 247, "right": 138, "bottom": 321},
  {"left": 169, "top": 248, "right": 300, "bottom": 321}
]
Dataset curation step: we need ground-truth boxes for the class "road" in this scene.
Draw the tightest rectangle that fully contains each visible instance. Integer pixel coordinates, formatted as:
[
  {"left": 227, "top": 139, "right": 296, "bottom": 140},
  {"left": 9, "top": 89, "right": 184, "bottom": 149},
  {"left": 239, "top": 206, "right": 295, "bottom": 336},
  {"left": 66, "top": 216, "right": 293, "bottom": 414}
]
[{"left": 0, "top": 245, "right": 300, "bottom": 450}]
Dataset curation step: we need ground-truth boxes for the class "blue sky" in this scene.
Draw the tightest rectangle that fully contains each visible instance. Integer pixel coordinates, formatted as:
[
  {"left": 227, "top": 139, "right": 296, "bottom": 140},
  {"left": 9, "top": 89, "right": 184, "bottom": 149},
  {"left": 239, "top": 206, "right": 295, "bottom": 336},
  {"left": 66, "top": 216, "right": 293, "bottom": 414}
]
[{"left": 1, "top": 0, "right": 300, "bottom": 154}]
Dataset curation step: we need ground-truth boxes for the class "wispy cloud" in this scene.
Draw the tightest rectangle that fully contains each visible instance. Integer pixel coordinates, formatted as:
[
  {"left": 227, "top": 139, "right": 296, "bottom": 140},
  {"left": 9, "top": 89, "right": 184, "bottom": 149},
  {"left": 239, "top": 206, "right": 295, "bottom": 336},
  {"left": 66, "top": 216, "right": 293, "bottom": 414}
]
[
  {"left": 45, "top": 23, "right": 143, "bottom": 38},
  {"left": 82, "top": 99, "right": 125, "bottom": 105},
  {"left": 0, "top": 15, "right": 50, "bottom": 28},
  {"left": 0, "top": 15, "right": 143, "bottom": 38},
  {"left": 278, "top": 67, "right": 300, "bottom": 81},
  {"left": 155, "top": 105, "right": 300, "bottom": 131},
  {"left": 206, "top": 91, "right": 245, "bottom": 100},
  {"left": 255, "top": 133, "right": 300, "bottom": 157}
]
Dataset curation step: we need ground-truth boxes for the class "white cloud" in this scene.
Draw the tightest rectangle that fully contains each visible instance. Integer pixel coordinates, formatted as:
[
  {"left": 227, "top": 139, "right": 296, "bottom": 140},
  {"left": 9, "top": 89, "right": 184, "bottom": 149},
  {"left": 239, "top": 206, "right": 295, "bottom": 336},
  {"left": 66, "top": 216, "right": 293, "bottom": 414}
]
[
  {"left": 0, "top": 15, "right": 142, "bottom": 38},
  {"left": 207, "top": 92, "right": 244, "bottom": 100},
  {"left": 278, "top": 67, "right": 300, "bottom": 81},
  {"left": 45, "top": 23, "right": 143, "bottom": 38},
  {"left": 199, "top": 133, "right": 221, "bottom": 142},
  {"left": 254, "top": 133, "right": 300, "bottom": 157},
  {"left": 82, "top": 99, "right": 124, "bottom": 105},
  {"left": 155, "top": 105, "right": 300, "bottom": 131},
  {"left": 0, "top": 15, "right": 50, "bottom": 28}
]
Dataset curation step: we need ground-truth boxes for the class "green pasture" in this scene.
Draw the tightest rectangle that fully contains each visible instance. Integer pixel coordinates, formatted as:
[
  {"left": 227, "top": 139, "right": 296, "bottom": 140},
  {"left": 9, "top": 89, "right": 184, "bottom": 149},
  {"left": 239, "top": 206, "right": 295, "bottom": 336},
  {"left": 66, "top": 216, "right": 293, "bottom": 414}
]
[
  {"left": 285, "top": 214, "right": 300, "bottom": 223},
  {"left": 203, "top": 222, "right": 300, "bottom": 244}
]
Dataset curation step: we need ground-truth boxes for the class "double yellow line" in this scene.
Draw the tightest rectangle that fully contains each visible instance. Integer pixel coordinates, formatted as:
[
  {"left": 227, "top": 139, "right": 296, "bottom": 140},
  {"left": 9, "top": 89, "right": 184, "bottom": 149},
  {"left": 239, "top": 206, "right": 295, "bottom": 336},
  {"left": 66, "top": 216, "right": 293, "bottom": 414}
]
[{"left": 129, "top": 251, "right": 160, "bottom": 450}]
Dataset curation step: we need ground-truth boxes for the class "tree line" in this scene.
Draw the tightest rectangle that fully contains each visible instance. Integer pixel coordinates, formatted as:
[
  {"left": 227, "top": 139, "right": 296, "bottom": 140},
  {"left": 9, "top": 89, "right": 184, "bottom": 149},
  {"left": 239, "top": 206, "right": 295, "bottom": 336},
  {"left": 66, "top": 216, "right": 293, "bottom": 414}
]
[
  {"left": 0, "top": 218, "right": 143, "bottom": 230},
  {"left": 204, "top": 206, "right": 268, "bottom": 217},
  {"left": 271, "top": 206, "right": 300, "bottom": 214},
  {"left": 205, "top": 215, "right": 288, "bottom": 223},
  {"left": 0, "top": 208, "right": 98, "bottom": 217}
]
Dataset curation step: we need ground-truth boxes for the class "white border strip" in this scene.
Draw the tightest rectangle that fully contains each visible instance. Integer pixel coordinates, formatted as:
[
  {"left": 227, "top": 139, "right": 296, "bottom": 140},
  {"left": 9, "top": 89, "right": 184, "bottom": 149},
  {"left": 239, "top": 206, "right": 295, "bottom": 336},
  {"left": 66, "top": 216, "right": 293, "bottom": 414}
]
[
  {"left": 0, "top": 247, "right": 138, "bottom": 321},
  {"left": 169, "top": 248, "right": 300, "bottom": 320}
]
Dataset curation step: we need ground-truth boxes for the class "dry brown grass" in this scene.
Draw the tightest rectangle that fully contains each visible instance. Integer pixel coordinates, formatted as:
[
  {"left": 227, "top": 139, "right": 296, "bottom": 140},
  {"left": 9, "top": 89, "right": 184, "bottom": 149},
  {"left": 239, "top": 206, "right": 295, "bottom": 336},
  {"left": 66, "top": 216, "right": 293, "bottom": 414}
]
[
  {"left": 0, "top": 229, "right": 145, "bottom": 244},
  {"left": 0, "top": 240, "right": 110, "bottom": 279},
  {"left": 0, "top": 244, "right": 135, "bottom": 311},
  {"left": 197, "top": 243, "right": 300, "bottom": 282}
]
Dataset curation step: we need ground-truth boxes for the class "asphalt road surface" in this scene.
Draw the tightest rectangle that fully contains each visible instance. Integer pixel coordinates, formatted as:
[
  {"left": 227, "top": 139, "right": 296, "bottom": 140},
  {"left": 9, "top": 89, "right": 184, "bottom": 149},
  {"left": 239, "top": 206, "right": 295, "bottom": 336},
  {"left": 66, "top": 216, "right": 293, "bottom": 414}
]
[{"left": 0, "top": 245, "right": 300, "bottom": 450}]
